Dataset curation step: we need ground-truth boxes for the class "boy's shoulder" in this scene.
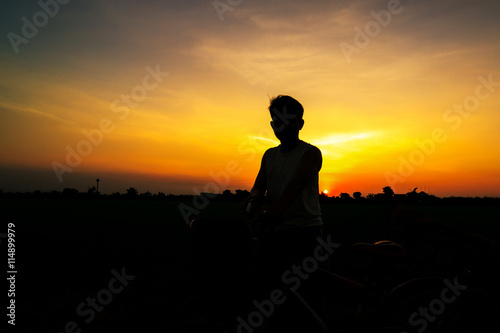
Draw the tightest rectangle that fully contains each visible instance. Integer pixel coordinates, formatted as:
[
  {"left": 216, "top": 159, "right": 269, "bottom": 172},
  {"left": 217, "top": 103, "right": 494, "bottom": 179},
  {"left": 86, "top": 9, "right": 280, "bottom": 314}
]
[
  {"left": 264, "top": 145, "right": 280, "bottom": 154},
  {"left": 301, "top": 140, "right": 321, "bottom": 154}
]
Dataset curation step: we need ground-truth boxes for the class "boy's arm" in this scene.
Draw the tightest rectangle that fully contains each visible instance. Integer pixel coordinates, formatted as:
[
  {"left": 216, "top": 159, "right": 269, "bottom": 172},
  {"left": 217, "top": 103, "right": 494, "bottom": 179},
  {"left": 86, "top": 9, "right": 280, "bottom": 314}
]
[
  {"left": 250, "top": 150, "right": 268, "bottom": 197},
  {"left": 265, "top": 146, "right": 322, "bottom": 215},
  {"left": 239, "top": 151, "right": 268, "bottom": 213}
]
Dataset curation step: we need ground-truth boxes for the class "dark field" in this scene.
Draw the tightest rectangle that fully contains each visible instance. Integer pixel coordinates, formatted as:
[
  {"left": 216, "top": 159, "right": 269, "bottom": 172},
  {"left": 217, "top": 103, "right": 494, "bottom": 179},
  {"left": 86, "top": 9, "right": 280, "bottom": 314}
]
[{"left": 2, "top": 197, "right": 500, "bottom": 332}]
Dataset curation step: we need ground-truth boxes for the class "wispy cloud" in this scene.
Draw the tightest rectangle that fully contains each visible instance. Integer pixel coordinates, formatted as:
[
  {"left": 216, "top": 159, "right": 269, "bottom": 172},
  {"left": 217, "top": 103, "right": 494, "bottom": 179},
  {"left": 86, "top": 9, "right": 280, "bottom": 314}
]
[
  {"left": 0, "top": 101, "right": 76, "bottom": 126},
  {"left": 314, "top": 132, "right": 373, "bottom": 146}
]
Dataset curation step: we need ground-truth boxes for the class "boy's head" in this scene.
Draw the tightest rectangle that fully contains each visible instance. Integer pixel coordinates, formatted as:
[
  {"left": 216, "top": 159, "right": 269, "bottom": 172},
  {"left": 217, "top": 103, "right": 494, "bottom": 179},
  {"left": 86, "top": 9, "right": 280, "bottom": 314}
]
[
  {"left": 268, "top": 95, "right": 304, "bottom": 120},
  {"left": 268, "top": 95, "right": 304, "bottom": 139}
]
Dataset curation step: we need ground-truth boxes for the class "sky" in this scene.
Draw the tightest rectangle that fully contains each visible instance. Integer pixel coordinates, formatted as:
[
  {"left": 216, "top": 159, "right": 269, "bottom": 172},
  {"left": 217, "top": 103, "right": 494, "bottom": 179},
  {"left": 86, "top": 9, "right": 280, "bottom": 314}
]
[{"left": 1, "top": 0, "right": 499, "bottom": 197}]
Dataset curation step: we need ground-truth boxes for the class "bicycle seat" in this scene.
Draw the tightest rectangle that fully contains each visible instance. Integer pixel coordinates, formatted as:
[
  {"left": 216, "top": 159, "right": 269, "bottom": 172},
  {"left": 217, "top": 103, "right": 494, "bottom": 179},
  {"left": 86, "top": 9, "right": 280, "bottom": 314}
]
[{"left": 351, "top": 240, "right": 406, "bottom": 258}]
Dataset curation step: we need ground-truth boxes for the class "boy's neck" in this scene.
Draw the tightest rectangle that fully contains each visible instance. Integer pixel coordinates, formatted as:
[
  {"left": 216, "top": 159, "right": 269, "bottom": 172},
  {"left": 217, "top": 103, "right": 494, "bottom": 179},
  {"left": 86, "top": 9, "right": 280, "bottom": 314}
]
[{"left": 279, "top": 137, "right": 301, "bottom": 153}]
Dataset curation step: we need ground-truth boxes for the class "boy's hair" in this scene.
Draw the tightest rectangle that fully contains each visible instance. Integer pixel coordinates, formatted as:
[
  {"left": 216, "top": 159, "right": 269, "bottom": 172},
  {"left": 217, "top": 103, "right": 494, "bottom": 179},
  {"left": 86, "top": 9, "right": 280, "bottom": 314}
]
[{"left": 268, "top": 95, "right": 304, "bottom": 119}]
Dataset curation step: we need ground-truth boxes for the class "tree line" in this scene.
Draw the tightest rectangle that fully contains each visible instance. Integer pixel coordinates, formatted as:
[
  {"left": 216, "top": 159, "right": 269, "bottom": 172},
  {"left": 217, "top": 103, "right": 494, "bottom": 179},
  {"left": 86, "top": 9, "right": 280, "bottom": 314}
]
[{"left": 1, "top": 186, "right": 499, "bottom": 205}]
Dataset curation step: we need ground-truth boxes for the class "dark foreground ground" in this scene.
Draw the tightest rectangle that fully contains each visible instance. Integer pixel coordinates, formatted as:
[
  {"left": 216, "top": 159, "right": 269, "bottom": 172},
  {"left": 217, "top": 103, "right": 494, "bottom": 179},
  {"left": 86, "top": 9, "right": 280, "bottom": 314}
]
[{"left": 2, "top": 197, "right": 500, "bottom": 332}]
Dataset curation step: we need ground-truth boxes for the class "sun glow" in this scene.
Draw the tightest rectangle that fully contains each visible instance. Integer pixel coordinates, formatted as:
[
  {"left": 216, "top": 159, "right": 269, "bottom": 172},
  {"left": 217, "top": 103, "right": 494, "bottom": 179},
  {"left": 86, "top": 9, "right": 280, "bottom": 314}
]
[{"left": 313, "top": 133, "right": 371, "bottom": 146}]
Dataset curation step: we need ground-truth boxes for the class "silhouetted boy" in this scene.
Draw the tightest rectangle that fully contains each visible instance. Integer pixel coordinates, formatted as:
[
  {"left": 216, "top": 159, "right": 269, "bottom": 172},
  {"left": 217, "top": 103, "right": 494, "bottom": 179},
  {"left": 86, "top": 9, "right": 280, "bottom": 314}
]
[
  {"left": 244, "top": 93, "right": 323, "bottom": 248},
  {"left": 242, "top": 95, "right": 324, "bottom": 329}
]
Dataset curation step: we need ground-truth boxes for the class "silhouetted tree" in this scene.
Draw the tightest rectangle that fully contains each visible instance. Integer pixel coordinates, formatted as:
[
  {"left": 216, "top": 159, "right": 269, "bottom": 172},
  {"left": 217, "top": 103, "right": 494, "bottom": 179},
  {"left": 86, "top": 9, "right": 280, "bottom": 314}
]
[
  {"left": 353, "top": 192, "right": 362, "bottom": 200},
  {"left": 126, "top": 187, "right": 138, "bottom": 198},
  {"left": 141, "top": 191, "right": 152, "bottom": 199},
  {"left": 406, "top": 187, "right": 418, "bottom": 200},
  {"left": 340, "top": 192, "right": 351, "bottom": 200},
  {"left": 62, "top": 188, "right": 79, "bottom": 197},
  {"left": 383, "top": 186, "right": 394, "bottom": 197},
  {"left": 49, "top": 190, "right": 61, "bottom": 197},
  {"left": 222, "top": 189, "right": 234, "bottom": 201},
  {"left": 367, "top": 193, "right": 375, "bottom": 200},
  {"left": 235, "top": 189, "right": 250, "bottom": 201}
]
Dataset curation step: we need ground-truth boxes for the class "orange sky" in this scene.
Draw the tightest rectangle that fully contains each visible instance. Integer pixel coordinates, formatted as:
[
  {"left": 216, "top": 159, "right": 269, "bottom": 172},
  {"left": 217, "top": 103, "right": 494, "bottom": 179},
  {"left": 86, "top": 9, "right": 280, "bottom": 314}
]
[{"left": 1, "top": 0, "right": 500, "bottom": 197}]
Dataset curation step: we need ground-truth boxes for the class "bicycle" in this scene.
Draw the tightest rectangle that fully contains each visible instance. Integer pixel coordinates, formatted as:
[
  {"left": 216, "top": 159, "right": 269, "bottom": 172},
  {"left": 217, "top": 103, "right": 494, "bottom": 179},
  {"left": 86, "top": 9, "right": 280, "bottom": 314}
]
[{"left": 154, "top": 214, "right": 487, "bottom": 333}]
